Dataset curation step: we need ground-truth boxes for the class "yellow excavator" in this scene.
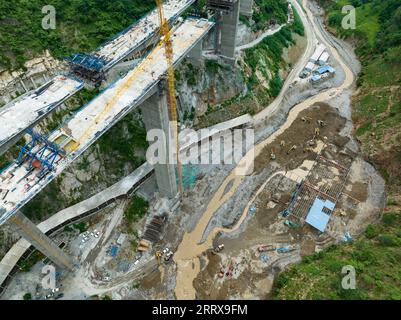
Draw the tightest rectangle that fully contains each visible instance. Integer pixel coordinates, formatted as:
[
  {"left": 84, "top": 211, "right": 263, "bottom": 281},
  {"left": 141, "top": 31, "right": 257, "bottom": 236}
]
[{"left": 65, "top": 0, "right": 184, "bottom": 194}]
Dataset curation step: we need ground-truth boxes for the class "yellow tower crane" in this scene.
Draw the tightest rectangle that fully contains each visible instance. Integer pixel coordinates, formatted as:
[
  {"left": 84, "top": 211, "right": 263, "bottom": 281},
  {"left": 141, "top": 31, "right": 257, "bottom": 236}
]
[
  {"left": 156, "top": 0, "right": 184, "bottom": 195},
  {"left": 65, "top": 0, "right": 184, "bottom": 195}
]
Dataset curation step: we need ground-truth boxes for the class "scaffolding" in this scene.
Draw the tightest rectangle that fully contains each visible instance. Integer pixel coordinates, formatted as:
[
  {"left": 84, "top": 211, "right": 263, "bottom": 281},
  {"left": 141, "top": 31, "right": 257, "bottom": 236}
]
[
  {"left": 284, "top": 150, "right": 352, "bottom": 225},
  {"left": 206, "top": 0, "right": 236, "bottom": 11},
  {"left": 67, "top": 53, "right": 107, "bottom": 85},
  {"left": 16, "top": 129, "right": 66, "bottom": 179}
]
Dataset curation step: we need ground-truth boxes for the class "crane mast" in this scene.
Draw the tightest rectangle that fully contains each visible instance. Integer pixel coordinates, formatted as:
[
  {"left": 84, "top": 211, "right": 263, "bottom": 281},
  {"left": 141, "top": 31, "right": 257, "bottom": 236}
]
[
  {"left": 64, "top": 0, "right": 184, "bottom": 196},
  {"left": 156, "top": 0, "right": 184, "bottom": 195}
]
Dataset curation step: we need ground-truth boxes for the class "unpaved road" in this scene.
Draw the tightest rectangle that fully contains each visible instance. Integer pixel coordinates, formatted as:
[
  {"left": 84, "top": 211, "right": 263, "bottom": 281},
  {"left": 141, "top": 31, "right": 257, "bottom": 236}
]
[{"left": 173, "top": 0, "right": 356, "bottom": 300}]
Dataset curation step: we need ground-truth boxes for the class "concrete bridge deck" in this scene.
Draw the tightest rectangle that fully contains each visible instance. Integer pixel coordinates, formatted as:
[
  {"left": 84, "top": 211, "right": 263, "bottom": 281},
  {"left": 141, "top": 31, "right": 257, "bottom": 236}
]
[
  {"left": 0, "top": 18, "right": 214, "bottom": 226},
  {"left": 93, "top": 0, "right": 196, "bottom": 71},
  {"left": 0, "top": 0, "right": 197, "bottom": 156},
  {"left": 0, "top": 76, "right": 84, "bottom": 155}
]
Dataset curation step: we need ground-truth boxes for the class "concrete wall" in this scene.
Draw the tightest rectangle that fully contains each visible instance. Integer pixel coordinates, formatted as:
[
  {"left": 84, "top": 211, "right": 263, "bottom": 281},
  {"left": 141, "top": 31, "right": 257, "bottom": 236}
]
[{"left": 220, "top": 0, "right": 240, "bottom": 61}]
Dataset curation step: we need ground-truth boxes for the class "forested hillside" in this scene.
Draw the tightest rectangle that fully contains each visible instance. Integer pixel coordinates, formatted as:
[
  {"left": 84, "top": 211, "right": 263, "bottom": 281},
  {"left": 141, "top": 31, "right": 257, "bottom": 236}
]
[
  {"left": 273, "top": 0, "right": 401, "bottom": 300},
  {"left": 0, "top": 0, "right": 155, "bottom": 70}
]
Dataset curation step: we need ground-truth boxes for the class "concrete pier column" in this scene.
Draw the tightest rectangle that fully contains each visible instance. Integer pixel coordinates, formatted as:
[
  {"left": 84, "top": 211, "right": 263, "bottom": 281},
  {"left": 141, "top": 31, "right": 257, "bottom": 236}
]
[
  {"left": 214, "top": 11, "right": 222, "bottom": 54},
  {"left": 240, "top": 0, "right": 253, "bottom": 17},
  {"left": 30, "top": 77, "right": 37, "bottom": 89},
  {"left": 7, "top": 211, "right": 73, "bottom": 270},
  {"left": 187, "top": 41, "right": 203, "bottom": 67},
  {"left": 220, "top": 0, "right": 240, "bottom": 62},
  {"left": 19, "top": 80, "right": 28, "bottom": 93},
  {"left": 140, "top": 84, "right": 179, "bottom": 199}
]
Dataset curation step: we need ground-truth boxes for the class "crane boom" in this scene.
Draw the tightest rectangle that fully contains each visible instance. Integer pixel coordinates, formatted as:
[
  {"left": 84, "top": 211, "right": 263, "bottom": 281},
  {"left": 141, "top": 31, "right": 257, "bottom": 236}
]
[
  {"left": 65, "top": 0, "right": 184, "bottom": 196},
  {"left": 156, "top": 0, "right": 184, "bottom": 195}
]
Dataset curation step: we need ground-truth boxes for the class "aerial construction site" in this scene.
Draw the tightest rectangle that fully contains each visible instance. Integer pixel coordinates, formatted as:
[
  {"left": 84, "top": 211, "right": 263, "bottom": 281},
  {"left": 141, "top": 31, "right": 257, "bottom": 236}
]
[{"left": 0, "top": 0, "right": 396, "bottom": 302}]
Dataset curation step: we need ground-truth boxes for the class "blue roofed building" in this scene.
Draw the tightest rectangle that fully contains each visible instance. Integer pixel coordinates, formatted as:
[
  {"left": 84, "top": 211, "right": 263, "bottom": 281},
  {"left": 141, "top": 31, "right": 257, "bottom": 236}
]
[
  {"left": 314, "top": 65, "right": 335, "bottom": 75},
  {"left": 305, "top": 197, "right": 336, "bottom": 232}
]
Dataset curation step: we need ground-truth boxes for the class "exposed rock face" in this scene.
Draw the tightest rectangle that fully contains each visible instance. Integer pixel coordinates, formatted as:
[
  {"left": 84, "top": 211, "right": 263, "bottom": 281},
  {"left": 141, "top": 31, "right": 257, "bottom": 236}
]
[{"left": 0, "top": 51, "right": 64, "bottom": 106}]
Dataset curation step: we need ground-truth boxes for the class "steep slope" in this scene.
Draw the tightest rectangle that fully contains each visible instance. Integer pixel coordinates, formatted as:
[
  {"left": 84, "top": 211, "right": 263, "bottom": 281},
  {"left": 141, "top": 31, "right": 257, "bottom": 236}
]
[
  {"left": 0, "top": 0, "right": 154, "bottom": 70},
  {"left": 273, "top": 0, "right": 401, "bottom": 300}
]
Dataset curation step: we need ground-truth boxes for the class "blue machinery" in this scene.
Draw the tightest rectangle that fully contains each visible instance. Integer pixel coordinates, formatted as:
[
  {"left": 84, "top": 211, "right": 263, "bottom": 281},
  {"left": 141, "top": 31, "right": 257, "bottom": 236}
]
[
  {"left": 282, "top": 181, "right": 303, "bottom": 218},
  {"left": 16, "top": 129, "right": 66, "bottom": 178},
  {"left": 67, "top": 53, "right": 107, "bottom": 85}
]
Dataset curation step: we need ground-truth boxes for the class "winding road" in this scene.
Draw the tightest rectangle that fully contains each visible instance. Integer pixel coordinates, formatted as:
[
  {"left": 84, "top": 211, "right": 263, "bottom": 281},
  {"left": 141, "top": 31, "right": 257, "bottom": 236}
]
[{"left": 173, "top": 0, "right": 356, "bottom": 300}]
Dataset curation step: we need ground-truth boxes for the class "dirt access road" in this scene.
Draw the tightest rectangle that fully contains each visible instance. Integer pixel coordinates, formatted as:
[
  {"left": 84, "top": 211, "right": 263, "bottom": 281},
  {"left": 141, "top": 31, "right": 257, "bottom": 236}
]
[{"left": 173, "top": 0, "right": 356, "bottom": 300}]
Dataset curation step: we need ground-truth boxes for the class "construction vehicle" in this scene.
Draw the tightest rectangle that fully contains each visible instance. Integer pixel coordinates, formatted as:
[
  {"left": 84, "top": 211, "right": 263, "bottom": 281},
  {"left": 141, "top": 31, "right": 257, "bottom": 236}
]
[
  {"left": 284, "top": 220, "right": 299, "bottom": 228},
  {"left": 63, "top": 0, "right": 184, "bottom": 195},
  {"left": 270, "top": 149, "right": 276, "bottom": 160},
  {"left": 155, "top": 250, "right": 163, "bottom": 264},
  {"left": 287, "top": 145, "right": 297, "bottom": 154},
  {"left": 314, "top": 127, "right": 320, "bottom": 138},
  {"left": 258, "top": 245, "right": 276, "bottom": 253},
  {"left": 277, "top": 247, "right": 294, "bottom": 253},
  {"left": 317, "top": 120, "right": 326, "bottom": 127},
  {"left": 138, "top": 240, "right": 151, "bottom": 252},
  {"left": 212, "top": 244, "right": 225, "bottom": 254},
  {"left": 164, "top": 251, "right": 174, "bottom": 262}
]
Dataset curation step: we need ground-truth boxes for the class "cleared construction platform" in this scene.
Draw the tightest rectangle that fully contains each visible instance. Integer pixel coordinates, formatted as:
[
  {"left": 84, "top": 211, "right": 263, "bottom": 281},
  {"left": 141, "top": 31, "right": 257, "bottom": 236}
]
[
  {"left": 0, "top": 75, "right": 84, "bottom": 155},
  {"left": 0, "top": 18, "right": 214, "bottom": 226}
]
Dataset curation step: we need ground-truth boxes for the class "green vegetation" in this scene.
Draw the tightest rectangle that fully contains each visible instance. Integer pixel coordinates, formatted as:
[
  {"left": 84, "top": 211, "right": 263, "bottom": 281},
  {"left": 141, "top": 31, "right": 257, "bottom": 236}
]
[
  {"left": 253, "top": 0, "right": 289, "bottom": 31},
  {"left": 184, "top": 62, "right": 200, "bottom": 86},
  {"left": 97, "top": 115, "right": 147, "bottom": 169},
  {"left": 317, "top": 0, "right": 401, "bottom": 192},
  {"left": 205, "top": 59, "right": 223, "bottom": 75},
  {"left": 197, "top": 4, "right": 304, "bottom": 128},
  {"left": 0, "top": 0, "right": 155, "bottom": 70},
  {"left": 73, "top": 222, "right": 87, "bottom": 233},
  {"left": 124, "top": 195, "right": 149, "bottom": 224},
  {"left": 244, "top": 6, "right": 304, "bottom": 98},
  {"left": 273, "top": 0, "right": 401, "bottom": 299},
  {"left": 19, "top": 251, "right": 45, "bottom": 272},
  {"left": 23, "top": 293, "right": 32, "bottom": 300},
  {"left": 274, "top": 211, "right": 401, "bottom": 300},
  {"left": 21, "top": 177, "right": 66, "bottom": 222}
]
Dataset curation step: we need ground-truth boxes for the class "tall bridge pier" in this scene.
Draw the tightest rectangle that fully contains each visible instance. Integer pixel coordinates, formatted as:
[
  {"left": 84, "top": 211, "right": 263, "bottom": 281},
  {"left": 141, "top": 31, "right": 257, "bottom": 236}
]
[
  {"left": 7, "top": 211, "right": 74, "bottom": 271},
  {"left": 140, "top": 83, "right": 179, "bottom": 200},
  {"left": 208, "top": 0, "right": 254, "bottom": 63}
]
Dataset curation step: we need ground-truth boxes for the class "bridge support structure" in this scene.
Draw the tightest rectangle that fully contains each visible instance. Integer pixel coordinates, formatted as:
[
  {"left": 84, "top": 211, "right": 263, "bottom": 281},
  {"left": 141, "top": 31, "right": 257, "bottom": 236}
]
[
  {"left": 208, "top": 0, "right": 254, "bottom": 63},
  {"left": 140, "top": 83, "right": 179, "bottom": 199},
  {"left": 7, "top": 211, "right": 73, "bottom": 270}
]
